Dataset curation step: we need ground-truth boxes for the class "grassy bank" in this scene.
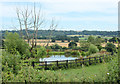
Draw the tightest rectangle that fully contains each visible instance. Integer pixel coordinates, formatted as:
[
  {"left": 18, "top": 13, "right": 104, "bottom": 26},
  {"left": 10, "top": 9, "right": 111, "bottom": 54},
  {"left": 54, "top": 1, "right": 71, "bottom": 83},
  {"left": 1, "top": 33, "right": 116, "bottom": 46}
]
[{"left": 47, "top": 51, "right": 65, "bottom": 55}]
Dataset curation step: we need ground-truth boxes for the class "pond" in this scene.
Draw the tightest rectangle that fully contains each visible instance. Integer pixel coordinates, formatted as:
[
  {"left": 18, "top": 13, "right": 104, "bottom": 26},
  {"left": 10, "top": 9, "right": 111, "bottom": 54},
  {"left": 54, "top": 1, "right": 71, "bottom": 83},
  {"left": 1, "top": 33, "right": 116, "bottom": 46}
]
[{"left": 39, "top": 55, "right": 78, "bottom": 63}]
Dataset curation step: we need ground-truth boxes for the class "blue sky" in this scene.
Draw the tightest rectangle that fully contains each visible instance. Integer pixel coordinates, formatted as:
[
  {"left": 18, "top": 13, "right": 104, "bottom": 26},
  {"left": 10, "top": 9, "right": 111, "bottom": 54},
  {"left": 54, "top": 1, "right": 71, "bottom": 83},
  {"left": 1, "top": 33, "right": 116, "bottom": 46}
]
[{"left": 0, "top": 0, "right": 118, "bottom": 31}]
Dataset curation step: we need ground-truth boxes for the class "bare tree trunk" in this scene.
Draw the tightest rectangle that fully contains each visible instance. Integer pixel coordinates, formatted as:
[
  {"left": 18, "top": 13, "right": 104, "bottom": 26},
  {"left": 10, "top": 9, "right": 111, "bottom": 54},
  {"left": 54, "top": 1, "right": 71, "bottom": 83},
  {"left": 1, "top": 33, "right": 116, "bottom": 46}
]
[
  {"left": 45, "top": 18, "right": 58, "bottom": 47},
  {"left": 16, "top": 8, "right": 23, "bottom": 38}
]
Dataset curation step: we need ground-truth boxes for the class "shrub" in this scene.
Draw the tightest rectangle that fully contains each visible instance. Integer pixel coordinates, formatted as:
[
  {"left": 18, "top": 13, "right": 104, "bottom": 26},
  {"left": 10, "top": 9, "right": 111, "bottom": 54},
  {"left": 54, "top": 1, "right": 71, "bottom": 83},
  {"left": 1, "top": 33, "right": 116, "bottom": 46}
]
[
  {"left": 106, "top": 55, "right": 118, "bottom": 82},
  {"left": 68, "top": 42, "right": 77, "bottom": 48},
  {"left": 2, "top": 51, "right": 21, "bottom": 74},
  {"left": 81, "top": 51, "right": 86, "bottom": 56},
  {"left": 4, "top": 32, "right": 30, "bottom": 56},
  {"left": 88, "top": 44, "right": 99, "bottom": 55},
  {"left": 71, "top": 51, "right": 80, "bottom": 56},
  {"left": 35, "top": 46, "right": 47, "bottom": 58},
  {"left": 105, "top": 43, "right": 116, "bottom": 55}
]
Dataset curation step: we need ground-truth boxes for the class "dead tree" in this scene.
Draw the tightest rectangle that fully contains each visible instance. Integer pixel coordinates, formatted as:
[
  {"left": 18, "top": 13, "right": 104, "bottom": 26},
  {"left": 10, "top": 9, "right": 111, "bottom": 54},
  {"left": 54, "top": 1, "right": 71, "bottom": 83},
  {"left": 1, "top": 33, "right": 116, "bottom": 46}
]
[
  {"left": 45, "top": 18, "right": 58, "bottom": 47},
  {"left": 32, "top": 4, "right": 44, "bottom": 48},
  {"left": 16, "top": 8, "right": 23, "bottom": 38},
  {"left": 16, "top": 6, "right": 32, "bottom": 45}
]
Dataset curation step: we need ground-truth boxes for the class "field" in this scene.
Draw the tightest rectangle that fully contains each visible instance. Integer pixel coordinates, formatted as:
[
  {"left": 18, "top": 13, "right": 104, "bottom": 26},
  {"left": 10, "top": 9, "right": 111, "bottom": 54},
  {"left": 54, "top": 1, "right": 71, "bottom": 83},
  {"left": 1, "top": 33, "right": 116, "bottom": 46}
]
[{"left": 25, "top": 39, "right": 119, "bottom": 47}]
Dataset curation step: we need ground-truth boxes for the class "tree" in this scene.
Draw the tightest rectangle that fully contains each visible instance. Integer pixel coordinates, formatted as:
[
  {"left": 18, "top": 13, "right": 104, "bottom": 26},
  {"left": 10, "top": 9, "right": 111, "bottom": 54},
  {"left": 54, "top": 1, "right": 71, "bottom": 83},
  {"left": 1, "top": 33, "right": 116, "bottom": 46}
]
[
  {"left": 16, "top": 3, "right": 44, "bottom": 51},
  {"left": 51, "top": 44, "right": 62, "bottom": 50},
  {"left": 51, "top": 39, "right": 56, "bottom": 42},
  {"left": 73, "top": 36, "right": 79, "bottom": 42},
  {"left": 36, "top": 46, "right": 47, "bottom": 58},
  {"left": 45, "top": 18, "right": 58, "bottom": 47},
  {"left": 88, "top": 35, "right": 95, "bottom": 44},
  {"left": 80, "top": 40, "right": 90, "bottom": 51},
  {"left": 88, "top": 44, "right": 99, "bottom": 55},
  {"left": 4, "top": 32, "right": 30, "bottom": 57},
  {"left": 61, "top": 40, "right": 64, "bottom": 42},
  {"left": 68, "top": 42, "right": 77, "bottom": 48},
  {"left": 109, "top": 37, "right": 118, "bottom": 43},
  {"left": 105, "top": 43, "right": 116, "bottom": 55}
]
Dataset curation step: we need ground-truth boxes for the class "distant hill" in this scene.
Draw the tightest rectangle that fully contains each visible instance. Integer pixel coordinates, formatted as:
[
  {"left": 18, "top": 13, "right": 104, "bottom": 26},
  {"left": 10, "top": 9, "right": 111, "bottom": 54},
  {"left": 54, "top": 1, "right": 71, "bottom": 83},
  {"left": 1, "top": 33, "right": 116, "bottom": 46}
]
[{"left": 1, "top": 30, "right": 118, "bottom": 39}]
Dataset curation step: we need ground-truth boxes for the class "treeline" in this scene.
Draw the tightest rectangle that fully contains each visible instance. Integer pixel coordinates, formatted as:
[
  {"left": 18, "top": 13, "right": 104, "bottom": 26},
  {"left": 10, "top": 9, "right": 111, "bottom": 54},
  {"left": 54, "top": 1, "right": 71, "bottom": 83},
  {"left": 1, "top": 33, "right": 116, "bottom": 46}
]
[{"left": 1, "top": 30, "right": 118, "bottom": 39}]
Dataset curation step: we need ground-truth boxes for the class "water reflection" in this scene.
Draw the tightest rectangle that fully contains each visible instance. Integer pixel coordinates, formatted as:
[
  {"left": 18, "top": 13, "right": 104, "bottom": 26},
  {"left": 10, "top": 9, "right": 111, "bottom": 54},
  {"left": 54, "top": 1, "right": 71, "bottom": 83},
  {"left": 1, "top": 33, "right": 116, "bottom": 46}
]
[{"left": 39, "top": 55, "right": 78, "bottom": 62}]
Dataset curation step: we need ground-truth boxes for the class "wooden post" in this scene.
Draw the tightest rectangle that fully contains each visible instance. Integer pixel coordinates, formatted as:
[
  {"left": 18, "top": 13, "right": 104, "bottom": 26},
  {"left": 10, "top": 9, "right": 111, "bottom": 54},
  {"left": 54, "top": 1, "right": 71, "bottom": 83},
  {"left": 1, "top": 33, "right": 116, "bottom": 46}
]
[
  {"left": 99, "top": 57, "right": 102, "bottom": 63},
  {"left": 94, "top": 57, "right": 96, "bottom": 65},
  {"left": 75, "top": 59, "right": 78, "bottom": 66},
  {"left": 83, "top": 58, "right": 84, "bottom": 65},
  {"left": 32, "top": 62, "right": 35, "bottom": 68},
  {"left": 56, "top": 60, "right": 58, "bottom": 67},
  {"left": 89, "top": 57, "right": 91, "bottom": 65},
  {"left": 45, "top": 61, "right": 47, "bottom": 70},
  {"left": 66, "top": 60, "right": 68, "bottom": 68}
]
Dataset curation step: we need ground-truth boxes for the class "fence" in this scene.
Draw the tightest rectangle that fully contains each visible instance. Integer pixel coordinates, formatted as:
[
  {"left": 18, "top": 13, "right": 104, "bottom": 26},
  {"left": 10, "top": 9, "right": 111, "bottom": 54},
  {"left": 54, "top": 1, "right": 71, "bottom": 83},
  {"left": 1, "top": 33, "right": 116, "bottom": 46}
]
[{"left": 22, "top": 55, "right": 107, "bottom": 70}]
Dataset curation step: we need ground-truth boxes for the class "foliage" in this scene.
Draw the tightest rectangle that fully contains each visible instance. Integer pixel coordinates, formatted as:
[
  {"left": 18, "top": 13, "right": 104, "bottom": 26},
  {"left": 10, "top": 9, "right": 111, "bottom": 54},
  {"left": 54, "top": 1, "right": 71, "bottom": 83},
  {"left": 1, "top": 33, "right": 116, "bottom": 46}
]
[
  {"left": 4, "top": 32, "right": 30, "bottom": 56},
  {"left": 72, "top": 36, "right": 79, "bottom": 42},
  {"left": 50, "top": 44, "right": 62, "bottom": 50},
  {"left": 2, "top": 30, "right": 118, "bottom": 39},
  {"left": 80, "top": 40, "right": 90, "bottom": 51},
  {"left": 96, "top": 44, "right": 103, "bottom": 51},
  {"left": 35, "top": 46, "right": 47, "bottom": 58},
  {"left": 88, "top": 35, "right": 95, "bottom": 44},
  {"left": 88, "top": 44, "right": 99, "bottom": 55},
  {"left": 105, "top": 43, "right": 116, "bottom": 54},
  {"left": 68, "top": 42, "right": 77, "bottom": 48},
  {"left": 109, "top": 37, "right": 119, "bottom": 43},
  {"left": 2, "top": 51, "right": 21, "bottom": 74},
  {"left": 71, "top": 50, "right": 81, "bottom": 56},
  {"left": 106, "top": 55, "right": 119, "bottom": 82},
  {"left": 81, "top": 51, "right": 86, "bottom": 56},
  {"left": 48, "top": 51, "right": 65, "bottom": 55},
  {"left": 51, "top": 39, "right": 55, "bottom": 42}
]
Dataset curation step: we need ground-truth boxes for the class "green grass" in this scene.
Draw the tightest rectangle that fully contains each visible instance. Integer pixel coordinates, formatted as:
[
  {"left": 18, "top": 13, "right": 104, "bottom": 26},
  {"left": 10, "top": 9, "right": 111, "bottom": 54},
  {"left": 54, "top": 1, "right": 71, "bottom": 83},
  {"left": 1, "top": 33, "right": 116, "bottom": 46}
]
[
  {"left": 35, "top": 63, "right": 109, "bottom": 82},
  {"left": 48, "top": 51, "right": 65, "bottom": 55},
  {"left": 51, "top": 63, "right": 108, "bottom": 82}
]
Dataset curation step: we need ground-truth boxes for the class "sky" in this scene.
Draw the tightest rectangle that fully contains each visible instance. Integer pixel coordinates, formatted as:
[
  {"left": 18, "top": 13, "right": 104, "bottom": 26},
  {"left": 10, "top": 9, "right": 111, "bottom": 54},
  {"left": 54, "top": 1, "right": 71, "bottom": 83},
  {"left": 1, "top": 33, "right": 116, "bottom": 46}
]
[{"left": 0, "top": 0, "right": 119, "bottom": 31}]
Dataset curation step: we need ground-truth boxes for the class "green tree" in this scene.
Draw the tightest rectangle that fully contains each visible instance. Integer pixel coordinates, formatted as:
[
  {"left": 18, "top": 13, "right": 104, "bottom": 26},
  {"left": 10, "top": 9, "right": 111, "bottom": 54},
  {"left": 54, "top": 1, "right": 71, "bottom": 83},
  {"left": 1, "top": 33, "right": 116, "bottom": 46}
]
[
  {"left": 2, "top": 51, "right": 21, "bottom": 74},
  {"left": 51, "top": 38, "right": 55, "bottom": 42},
  {"left": 105, "top": 43, "right": 116, "bottom": 55},
  {"left": 51, "top": 44, "right": 62, "bottom": 50},
  {"left": 80, "top": 40, "right": 90, "bottom": 51},
  {"left": 4, "top": 32, "right": 30, "bottom": 57},
  {"left": 68, "top": 42, "right": 77, "bottom": 48},
  {"left": 88, "top": 44, "right": 99, "bottom": 55},
  {"left": 36, "top": 46, "right": 47, "bottom": 58},
  {"left": 87, "top": 35, "right": 95, "bottom": 44},
  {"left": 73, "top": 36, "right": 79, "bottom": 42}
]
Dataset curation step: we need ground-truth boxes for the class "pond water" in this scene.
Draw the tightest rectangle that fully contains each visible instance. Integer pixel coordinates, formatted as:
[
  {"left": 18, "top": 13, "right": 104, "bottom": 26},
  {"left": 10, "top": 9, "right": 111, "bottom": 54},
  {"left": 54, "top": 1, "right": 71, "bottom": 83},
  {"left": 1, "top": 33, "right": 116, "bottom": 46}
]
[{"left": 39, "top": 55, "right": 78, "bottom": 62}]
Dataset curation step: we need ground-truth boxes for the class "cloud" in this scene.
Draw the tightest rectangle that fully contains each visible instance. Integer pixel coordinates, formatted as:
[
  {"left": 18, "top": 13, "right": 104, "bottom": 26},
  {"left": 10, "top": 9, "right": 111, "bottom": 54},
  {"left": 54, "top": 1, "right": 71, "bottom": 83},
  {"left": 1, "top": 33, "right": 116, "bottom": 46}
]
[{"left": 0, "top": 0, "right": 118, "bottom": 31}]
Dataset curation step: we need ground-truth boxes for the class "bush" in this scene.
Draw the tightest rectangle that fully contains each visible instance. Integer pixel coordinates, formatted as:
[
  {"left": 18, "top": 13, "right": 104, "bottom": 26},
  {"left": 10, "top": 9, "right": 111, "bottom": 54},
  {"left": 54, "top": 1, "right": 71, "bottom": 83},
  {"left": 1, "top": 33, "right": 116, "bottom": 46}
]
[
  {"left": 51, "top": 39, "right": 55, "bottom": 42},
  {"left": 35, "top": 46, "right": 47, "bottom": 58},
  {"left": 106, "top": 55, "right": 118, "bottom": 82},
  {"left": 88, "top": 44, "right": 99, "bottom": 55},
  {"left": 68, "top": 42, "right": 77, "bottom": 48},
  {"left": 71, "top": 51, "right": 80, "bottom": 56},
  {"left": 2, "top": 51, "right": 21, "bottom": 74},
  {"left": 81, "top": 51, "right": 86, "bottom": 56},
  {"left": 4, "top": 32, "right": 30, "bottom": 56},
  {"left": 105, "top": 43, "right": 116, "bottom": 55}
]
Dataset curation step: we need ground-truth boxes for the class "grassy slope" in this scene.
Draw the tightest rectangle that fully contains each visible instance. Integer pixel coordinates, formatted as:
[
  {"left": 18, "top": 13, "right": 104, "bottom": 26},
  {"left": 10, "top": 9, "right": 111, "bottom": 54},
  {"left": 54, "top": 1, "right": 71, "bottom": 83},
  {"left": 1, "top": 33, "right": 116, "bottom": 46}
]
[{"left": 52, "top": 63, "right": 108, "bottom": 82}]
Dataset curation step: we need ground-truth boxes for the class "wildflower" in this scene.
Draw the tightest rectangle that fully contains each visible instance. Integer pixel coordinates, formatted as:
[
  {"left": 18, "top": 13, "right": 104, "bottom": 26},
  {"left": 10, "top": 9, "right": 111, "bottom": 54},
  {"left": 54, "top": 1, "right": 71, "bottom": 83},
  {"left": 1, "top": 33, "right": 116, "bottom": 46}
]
[
  {"left": 95, "top": 75, "right": 96, "bottom": 76},
  {"left": 107, "top": 73, "right": 109, "bottom": 75}
]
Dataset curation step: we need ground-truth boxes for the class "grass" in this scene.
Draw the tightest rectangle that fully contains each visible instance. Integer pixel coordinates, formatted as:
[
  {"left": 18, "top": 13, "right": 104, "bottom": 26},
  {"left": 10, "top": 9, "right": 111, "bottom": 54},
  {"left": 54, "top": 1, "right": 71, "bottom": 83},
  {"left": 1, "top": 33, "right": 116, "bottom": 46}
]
[
  {"left": 48, "top": 51, "right": 65, "bottom": 55},
  {"left": 54, "top": 63, "right": 108, "bottom": 82},
  {"left": 37, "top": 63, "right": 109, "bottom": 82}
]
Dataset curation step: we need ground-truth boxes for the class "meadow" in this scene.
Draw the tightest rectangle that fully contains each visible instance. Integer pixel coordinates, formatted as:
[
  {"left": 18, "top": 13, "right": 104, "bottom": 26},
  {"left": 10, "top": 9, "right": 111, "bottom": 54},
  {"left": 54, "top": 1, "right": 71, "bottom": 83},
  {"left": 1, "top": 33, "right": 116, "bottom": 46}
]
[{"left": 1, "top": 32, "right": 119, "bottom": 83}]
